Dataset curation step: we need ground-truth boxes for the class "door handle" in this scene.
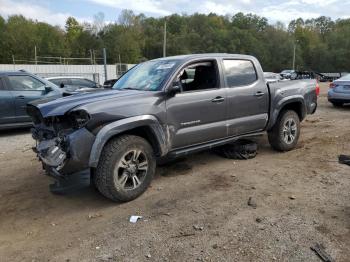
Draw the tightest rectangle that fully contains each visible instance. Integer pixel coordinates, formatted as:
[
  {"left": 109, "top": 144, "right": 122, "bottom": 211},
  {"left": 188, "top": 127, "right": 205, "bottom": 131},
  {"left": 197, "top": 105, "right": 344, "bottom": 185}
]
[
  {"left": 254, "top": 91, "right": 265, "bottom": 97},
  {"left": 16, "top": 95, "right": 25, "bottom": 99},
  {"left": 211, "top": 96, "right": 225, "bottom": 103}
]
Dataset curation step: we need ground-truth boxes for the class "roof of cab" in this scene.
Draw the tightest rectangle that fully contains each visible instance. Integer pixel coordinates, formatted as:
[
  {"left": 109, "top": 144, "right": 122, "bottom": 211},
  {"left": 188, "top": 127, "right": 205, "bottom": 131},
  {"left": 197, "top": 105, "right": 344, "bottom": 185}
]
[
  {"left": 46, "top": 76, "right": 92, "bottom": 80},
  {"left": 0, "top": 70, "right": 34, "bottom": 76},
  {"left": 151, "top": 53, "right": 256, "bottom": 62}
]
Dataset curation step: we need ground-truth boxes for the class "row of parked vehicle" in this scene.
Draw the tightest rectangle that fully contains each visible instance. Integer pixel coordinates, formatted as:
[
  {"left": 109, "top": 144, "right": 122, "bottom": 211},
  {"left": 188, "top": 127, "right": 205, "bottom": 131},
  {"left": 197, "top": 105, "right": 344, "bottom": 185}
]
[{"left": 264, "top": 69, "right": 350, "bottom": 107}]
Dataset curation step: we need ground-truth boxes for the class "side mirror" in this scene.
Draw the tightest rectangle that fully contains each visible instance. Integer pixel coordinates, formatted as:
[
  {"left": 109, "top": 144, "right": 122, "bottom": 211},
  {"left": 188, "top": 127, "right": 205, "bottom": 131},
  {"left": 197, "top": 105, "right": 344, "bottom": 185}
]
[
  {"left": 60, "top": 83, "right": 65, "bottom": 88},
  {"left": 167, "top": 82, "right": 181, "bottom": 95},
  {"left": 45, "top": 86, "right": 53, "bottom": 93}
]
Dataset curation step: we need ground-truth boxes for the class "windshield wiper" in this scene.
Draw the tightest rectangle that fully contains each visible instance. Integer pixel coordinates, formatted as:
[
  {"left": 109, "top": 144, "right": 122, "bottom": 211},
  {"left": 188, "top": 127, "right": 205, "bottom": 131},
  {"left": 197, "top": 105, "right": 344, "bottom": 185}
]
[{"left": 120, "top": 87, "right": 139, "bottom": 90}]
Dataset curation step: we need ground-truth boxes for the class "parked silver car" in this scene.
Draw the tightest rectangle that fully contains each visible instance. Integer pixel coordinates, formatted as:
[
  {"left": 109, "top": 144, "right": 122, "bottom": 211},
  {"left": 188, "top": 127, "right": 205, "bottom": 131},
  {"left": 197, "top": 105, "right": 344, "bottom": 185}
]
[
  {"left": 280, "top": 70, "right": 297, "bottom": 80},
  {"left": 264, "top": 72, "right": 282, "bottom": 84},
  {"left": 46, "top": 76, "right": 101, "bottom": 92},
  {"left": 328, "top": 74, "right": 350, "bottom": 107}
]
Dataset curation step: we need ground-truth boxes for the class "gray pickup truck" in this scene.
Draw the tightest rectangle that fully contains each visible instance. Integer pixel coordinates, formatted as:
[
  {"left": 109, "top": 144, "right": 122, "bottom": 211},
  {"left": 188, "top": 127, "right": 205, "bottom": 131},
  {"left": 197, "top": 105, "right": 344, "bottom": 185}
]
[{"left": 27, "top": 54, "right": 318, "bottom": 202}]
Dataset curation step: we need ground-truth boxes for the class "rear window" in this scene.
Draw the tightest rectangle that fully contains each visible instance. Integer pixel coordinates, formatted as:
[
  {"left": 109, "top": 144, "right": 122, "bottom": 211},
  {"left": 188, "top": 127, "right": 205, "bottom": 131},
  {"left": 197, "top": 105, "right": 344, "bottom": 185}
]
[
  {"left": 223, "top": 60, "right": 257, "bottom": 87},
  {"left": 71, "top": 78, "right": 96, "bottom": 88},
  {"left": 49, "top": 78, "right": 70, "bottom": 86}
]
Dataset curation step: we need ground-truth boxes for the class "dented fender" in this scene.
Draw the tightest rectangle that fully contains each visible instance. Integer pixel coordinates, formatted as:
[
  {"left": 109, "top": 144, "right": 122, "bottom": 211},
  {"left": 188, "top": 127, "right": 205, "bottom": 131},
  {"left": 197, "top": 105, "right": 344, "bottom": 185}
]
[{"left": 88, "top": 115, "right": 169, "bottom": 167}]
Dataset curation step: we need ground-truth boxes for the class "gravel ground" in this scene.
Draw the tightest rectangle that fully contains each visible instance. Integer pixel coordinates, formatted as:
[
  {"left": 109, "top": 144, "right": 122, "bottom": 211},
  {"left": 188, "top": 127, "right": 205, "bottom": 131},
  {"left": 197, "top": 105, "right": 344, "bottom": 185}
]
[{"left": 0, "top": 83, "right": 349, "bottom": 262}]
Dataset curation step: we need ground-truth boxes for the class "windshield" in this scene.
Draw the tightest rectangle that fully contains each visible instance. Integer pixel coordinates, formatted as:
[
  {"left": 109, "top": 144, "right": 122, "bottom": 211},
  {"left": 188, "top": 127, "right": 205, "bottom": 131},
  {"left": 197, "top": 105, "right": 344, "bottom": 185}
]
[
  {"left": 281, "top": 70, "right": 293, "bottom": 74},
  {"left": 113, "top": 60, "right": 179, "bottom": 91}
]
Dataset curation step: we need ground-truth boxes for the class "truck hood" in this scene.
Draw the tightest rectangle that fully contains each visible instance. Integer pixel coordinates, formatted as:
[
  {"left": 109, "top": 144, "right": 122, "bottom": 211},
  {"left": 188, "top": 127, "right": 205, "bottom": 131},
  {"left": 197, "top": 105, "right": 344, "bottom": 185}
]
[{"left": 29, "top": 89, "right": 152, "bottom": 117}]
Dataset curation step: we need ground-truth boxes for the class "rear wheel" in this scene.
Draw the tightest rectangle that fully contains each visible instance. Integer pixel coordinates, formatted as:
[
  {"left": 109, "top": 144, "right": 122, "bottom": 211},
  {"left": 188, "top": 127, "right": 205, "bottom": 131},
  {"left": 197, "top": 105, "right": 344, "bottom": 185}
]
[
  {"left": 95, "top": 135, "right": 156, "bottom": 202},
  {"left": 268, "top": 110, "right": 300, "bottom": 151}
]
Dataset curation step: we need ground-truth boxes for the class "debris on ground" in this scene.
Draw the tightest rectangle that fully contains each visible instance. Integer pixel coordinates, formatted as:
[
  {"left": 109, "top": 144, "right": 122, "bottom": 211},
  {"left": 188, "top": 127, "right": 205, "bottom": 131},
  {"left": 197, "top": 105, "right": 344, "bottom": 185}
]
[
  {"left": 129, "top": 215, "right": 143, "bottom": 223},
  {"left": 171, "top": 232, "right": 196, "bottom": 238},
  {"left": 193, "top": 225, "right": 204, "bottom": 231},
  {"left": 289, "top": 195, "right": 296, "bottom": 200},
  {"left": 255, "top": 217, "right": 262, "bottom": 223},
  {"left": 88, "top": 213, "right": 102, "bottom": 220},
  {"left": 247, "top": 197, "right": 257, "bottom": 208},
  {"left": 310, "top": 243, "right": 334, "bottom": 262},
  {"left": 338, "top": 154, "right": 350, "bottom": 166}
]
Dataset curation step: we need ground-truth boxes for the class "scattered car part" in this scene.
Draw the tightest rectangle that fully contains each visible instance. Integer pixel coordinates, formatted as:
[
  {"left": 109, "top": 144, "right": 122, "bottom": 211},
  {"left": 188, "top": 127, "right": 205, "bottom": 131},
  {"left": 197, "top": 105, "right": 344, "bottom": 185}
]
[
  {"left": 310, "top": 243, "right": 334, "bottom": 262},
  {"left": 219, "top": 139, "right": 258, "bottom": 159},
  {"left": 338, "top": 154, "right": 350, "bottom": 166}
]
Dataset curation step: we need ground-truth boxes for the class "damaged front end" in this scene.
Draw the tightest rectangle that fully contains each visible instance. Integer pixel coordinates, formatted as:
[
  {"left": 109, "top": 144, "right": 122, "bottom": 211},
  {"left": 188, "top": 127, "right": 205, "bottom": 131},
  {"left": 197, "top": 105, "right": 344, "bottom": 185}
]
[{"left": 28, "top": 105, "right": 96, "bottom": 179}]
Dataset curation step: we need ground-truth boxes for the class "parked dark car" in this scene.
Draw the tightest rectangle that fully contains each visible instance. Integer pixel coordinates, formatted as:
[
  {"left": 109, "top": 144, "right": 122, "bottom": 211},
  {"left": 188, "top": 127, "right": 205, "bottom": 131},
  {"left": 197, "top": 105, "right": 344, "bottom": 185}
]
[
  {"left": 46, "top": 76, "right": 101, "bottom": 91},
  {"left": 103, "top": 78, "right": 118, "bottom": 88},
  {"left": 28, "top": 54, "right": 318, "bottom": 202},
  {"left": 0, "top": 71, "right": 62, "bottom": 129},
  {"left": 280, "top": 69, "right": 297, "bottom": 80}
]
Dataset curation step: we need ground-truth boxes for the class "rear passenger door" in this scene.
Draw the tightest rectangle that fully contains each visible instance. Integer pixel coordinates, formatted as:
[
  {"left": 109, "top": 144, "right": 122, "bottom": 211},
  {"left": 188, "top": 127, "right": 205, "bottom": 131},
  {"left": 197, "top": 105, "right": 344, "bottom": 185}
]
[
  {"left": 0, "top": 77, "right": 16, "bottom": 124},
  {"left": 6, "top": 75, "right": 47, "bottom": 122},
  {"left": 221, "top": 59, "right": 269, "bottom": 136}
]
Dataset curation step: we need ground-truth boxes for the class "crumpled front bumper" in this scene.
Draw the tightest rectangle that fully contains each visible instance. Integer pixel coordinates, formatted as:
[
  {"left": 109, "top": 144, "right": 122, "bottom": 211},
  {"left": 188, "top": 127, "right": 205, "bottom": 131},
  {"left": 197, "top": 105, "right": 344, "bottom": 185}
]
[{"left": 33, "top": 127, "right": 96, "bottom": 177}]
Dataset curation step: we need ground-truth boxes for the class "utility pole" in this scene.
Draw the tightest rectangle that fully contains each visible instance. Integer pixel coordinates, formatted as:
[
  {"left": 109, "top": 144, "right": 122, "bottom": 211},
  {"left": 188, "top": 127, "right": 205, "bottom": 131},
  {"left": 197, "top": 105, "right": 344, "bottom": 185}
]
[
  {"left": 163, "top": 20, "right": 167, "bottom": 57},
  {"left": 34, "top": 45, "right": 37, "bottom": 65},
  {"left": 292, "top": 40, "right": 299, "bottom": 70},
  {"left": 103, "top": 48, "right": 108, "bottom": 81}
]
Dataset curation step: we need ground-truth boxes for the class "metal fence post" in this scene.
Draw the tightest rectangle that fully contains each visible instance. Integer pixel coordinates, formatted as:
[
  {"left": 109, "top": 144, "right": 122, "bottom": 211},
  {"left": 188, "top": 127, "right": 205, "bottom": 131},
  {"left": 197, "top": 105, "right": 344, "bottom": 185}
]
[{"left": 103, "top": 48, "right": 107, "bottom": 82}]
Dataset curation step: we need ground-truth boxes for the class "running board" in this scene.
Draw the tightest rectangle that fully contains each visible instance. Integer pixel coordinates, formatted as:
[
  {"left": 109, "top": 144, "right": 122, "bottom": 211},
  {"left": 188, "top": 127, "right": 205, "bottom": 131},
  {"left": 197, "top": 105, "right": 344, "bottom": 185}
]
[{"left": 167, "top": 132, "right": 264, "bottom": 158}]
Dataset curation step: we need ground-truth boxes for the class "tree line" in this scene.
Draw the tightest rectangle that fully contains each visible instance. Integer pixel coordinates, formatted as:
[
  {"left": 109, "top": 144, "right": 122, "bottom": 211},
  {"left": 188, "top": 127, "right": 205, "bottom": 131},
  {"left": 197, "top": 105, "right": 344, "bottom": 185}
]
[{"left": 0, "top": 10, "right": 349, "bottom": 73}]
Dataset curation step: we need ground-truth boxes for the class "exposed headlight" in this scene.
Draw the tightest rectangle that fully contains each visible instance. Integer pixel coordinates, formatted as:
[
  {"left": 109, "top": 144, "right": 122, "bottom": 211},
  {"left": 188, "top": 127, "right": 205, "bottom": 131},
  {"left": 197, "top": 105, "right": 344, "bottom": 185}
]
[{"left": 69, "top": 110, "right": 90, "bottom": 129}]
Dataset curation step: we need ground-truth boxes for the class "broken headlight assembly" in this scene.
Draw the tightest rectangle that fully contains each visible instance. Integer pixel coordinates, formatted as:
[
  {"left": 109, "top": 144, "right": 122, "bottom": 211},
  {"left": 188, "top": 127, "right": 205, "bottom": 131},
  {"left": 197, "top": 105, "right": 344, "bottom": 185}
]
[{"left": 69, "top": 110, "right": 91, "bottom": 129}]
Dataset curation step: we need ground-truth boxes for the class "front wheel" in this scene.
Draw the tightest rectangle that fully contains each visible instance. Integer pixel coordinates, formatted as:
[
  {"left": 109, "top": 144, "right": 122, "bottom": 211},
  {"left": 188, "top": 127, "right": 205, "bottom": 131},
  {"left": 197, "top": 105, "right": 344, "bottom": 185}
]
[
  {"left": 95, "top": 135, "right": 156, "bottom": 202},
  {"left": 268, "top": 110, "right": 300, "bottom": 152}
]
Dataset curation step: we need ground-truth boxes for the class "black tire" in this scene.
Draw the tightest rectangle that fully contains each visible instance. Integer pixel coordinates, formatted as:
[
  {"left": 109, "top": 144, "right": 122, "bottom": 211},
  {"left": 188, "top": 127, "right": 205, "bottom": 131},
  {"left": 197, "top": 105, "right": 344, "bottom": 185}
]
[
  {"left": 268, "top": 110, "right": 300, "bottom": 152},
  {"left": 332, "top": 102, "right": 343, "bottom": 107},
  {"left": 219, "top": 140, "right": 258, "bottom": 160},
  {"left": 94, "top": 135, "right": 156, "bottom": 202}
]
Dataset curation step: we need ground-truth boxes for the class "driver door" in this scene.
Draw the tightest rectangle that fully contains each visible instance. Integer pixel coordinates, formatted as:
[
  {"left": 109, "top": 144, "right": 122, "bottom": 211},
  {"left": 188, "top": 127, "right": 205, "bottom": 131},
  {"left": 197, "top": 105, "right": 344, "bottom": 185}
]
[{"left": 165, "top": 59, "right": 227, "bottom": 149}]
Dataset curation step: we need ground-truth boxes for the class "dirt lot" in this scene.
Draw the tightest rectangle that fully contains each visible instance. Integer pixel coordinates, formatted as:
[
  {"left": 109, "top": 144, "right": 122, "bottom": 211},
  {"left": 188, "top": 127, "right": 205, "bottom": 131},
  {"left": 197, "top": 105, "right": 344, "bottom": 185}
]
[{"left": 0, "top": 83, "right": 349, "bottom": 262}]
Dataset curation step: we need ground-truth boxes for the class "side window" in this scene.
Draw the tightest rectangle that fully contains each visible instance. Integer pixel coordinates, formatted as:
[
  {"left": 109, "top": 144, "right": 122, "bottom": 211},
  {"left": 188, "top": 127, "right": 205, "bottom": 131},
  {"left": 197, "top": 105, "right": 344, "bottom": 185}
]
[
  {"left": 178, "top": 61, "right": 218, "bottom": 92},
  {"left": 223, "top": 60, "right": 257, "bottom": 87},
  {"left": 71, "top": 78, "right": 95, "bottom": 88},
  {"left": 50, "top": 79, "right": 62, "bottom": 86},
  {"left": 8, "top": 75, "right": 45, "bottom": 91}
]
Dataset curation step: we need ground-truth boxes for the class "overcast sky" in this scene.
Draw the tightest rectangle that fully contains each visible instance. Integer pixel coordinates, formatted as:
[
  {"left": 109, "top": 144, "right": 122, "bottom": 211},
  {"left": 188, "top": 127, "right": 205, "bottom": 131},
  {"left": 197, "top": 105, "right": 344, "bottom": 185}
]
[{"left": 1, "top": 0, "right": 350, "bottom": 27}]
